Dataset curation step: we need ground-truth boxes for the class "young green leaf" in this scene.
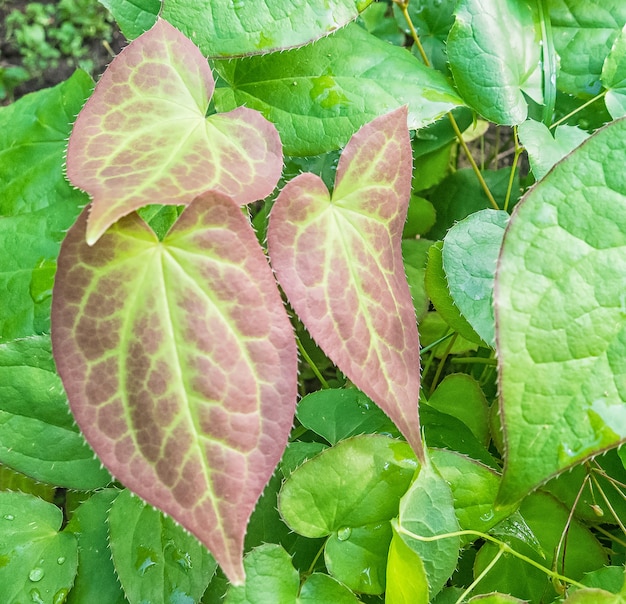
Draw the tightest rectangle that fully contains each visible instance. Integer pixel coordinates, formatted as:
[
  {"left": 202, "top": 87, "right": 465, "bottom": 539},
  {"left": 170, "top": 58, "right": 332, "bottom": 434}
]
[
  {"left": 0, "top": 335, "right": 111, "bottom": 489},
  {"left": 447, "top": 0, "right": 542, "bottom": 125},
  {"left": 161, "top": 0, "right": 373, "bottom": 57},
  {"left": 385, "top": 526, "right": 429, "bottom": 604},
  {"left": 67, "top": 18, "right": 282, "bottom": 245},
  {"left": 602, "top": 25, "right": 626, "bottom": 118},
  {"left": 0, "top": 491, "right": 78, "bottom": 604},
  {"left": 0, "top": 69, "right": 92, "bottom": 340},
  {"left": 51, "top": 193, "right": 297, "bottom": 583},
  {"left": 268, "top": 107, "right": 423, "bottom": 455},
  {"left": 495, "top": 118, "right": 626, "bottom": 507},
  {"left": 108, "top": 489, "right": 217, "bottom": 604},
  {"left": 214, "top": 25, "right": 462, "bottom": 156},
  {"left": 442, "top": 209, "right": 509, "bottom": 347}
]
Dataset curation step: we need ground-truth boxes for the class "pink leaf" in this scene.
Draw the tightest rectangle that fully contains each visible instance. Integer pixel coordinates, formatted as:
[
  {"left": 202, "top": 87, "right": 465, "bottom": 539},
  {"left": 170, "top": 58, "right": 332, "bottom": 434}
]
[
  {"left": 51, "top": 193, "right": 297, "bottom": 583},
  {"left": 267, "top": 107, "right": 422, "bottom": 458},
  {"left": 66, "top": 18, "right": 282, "bottom": 245}
]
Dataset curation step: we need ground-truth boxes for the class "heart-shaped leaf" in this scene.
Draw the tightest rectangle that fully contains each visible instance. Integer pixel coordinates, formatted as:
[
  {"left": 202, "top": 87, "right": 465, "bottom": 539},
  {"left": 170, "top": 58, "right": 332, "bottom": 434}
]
[
  {"left": 51, "top": 193, "right": 297, "bottom": 583},
  {"left": 267, "top": 107, "right": 422, "bottom": 455},
  {"left": 495, "top": 118, "right": 626, "bottom": 507},
  {"left": 67, "top": 18, "right": 282, "bottom": 245}
]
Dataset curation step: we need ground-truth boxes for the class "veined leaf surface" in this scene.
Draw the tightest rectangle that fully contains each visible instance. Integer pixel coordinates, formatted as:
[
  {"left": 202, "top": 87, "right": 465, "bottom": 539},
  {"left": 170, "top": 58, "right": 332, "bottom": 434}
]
[
  {"left": 495, "top": 118, "right": 626, "bottom": 506},
  {"left": 51, "top": 193, "right": 298, "bottom": 583},
  {"left": 66, "top": 18, "right": 282, "bottom": 245},
  {"left": 268, "top": 107, "right": 422, "bottom": 456}
]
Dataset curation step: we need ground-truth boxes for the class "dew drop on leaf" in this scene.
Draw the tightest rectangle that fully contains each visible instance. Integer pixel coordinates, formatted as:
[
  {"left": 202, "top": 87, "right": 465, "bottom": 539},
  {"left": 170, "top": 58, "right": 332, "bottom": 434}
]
[
  {"left": 53, "top": 589, "right": 69, "bottom": 604},
  {"left": 337, "top": 527, "right": 352, "bottom": 541},
  {"left": 134, "top": 545, "right": 158, "bottom": 576},
  {"left": 56, "top": 556, "right": 66, "bottom": 565},
  {"left": 29, "top": 588, "right": 44, "bottom": 603},
  {"left": 3, "top": 514, "right": 14, "bottom": 521},
  {"left": 28, "top": 567, "right": 45, "bottom": 582}
]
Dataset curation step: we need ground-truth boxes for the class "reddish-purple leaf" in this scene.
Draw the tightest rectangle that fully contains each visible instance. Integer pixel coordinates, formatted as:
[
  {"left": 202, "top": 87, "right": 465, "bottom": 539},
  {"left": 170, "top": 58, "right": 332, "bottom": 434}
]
[
  {"left": 51, "top": 193, "right": 297, "bottom": 583},
  {"left": 66, "top": 18, "right": 282, "bottom": 245},
  {"left": 267, "top": 107, "right": 422, "bottom": 458}
]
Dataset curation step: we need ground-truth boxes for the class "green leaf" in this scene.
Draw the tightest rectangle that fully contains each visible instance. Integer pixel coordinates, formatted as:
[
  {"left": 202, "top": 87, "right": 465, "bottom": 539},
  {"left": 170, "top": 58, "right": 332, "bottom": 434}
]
[
  {"left": 0, "top": 491, "right": 78, "bottom": 604},
  {"left": 268, "top": 108, "right": 423, "bottom": 454},
  {"left": 564, "top": 589, "right": 625, "bottom": 604},
  {"left": 402, "top": 239, "right": 433, "bottom": 323},
  {"left": 0, "top": 69, "right": 91, "bottom": 341},
  {"left": 442, "top": 209, "right": 509, "bottom": 347},
  {"left": 67, "top": 19, "right": 283, "bottom": 245},
  {"left": 0, "top": 335, "right": 111, "bottom": 489},
  {"left": 385, "top": 526, "right": 429, "bottom": 604},
  {"left": 550, "top": 0, "right": 626, "bottom": 98},
  {"left": 396, "top": 452, "right": 460, "bottom": 597},
  {"left": 65, "top": 489, "right": 126, "bottom": 604},
  {"left": 468, "top": 595, "right": 527, "bottom": 604},
  {"left": 296, "top": 388, "right": 400, "bottom": 445},
  {"left": 161, "top": 0, "right": 372, "bottom": 57},
  {"left": 51, "top": 194, "right": 297, "bottom": 584},
  {"left": 325, "top": 522, "right": 391, "bottom": 594},
  {"left": 518, "top": 120, "right": 590, "bottom": 181},
  {"left": 97, "top": 0, "right": 160, "bottom": 39},
  {"left": 403, "top": 196, "right": 437, "bottom": 238},
  {"left": 225, "top": 544, "right": 359, "bottom": 604},
  {"left": 278, "top": 435, "right": 416, "bottom": 538},
  {"left": 447, "top": 0, "right": 542, "bottom": 124},
  {"left": 109, "top": 489, "right": 216, "bottom": 604},
  {"left": 495, "top": 118, "right": 626, "bottom": 506},
  {"left": 214, "top": 24, "right": 463, "bottom": 156},
  {"left": 602, "top": 25, "right": 626, "bottom": 118}
]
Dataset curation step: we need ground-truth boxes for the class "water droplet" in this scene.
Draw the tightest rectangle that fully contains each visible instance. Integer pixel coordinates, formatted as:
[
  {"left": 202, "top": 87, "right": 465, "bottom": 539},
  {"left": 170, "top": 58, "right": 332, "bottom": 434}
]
[
  {"left": 57, "top": 556, "right": 66, "bottom": 565},
  {"left": 53, "top": 588, "right": 69, "bottom": 604},
  {"left": 29, "top": 567, "right": 45, "bottom": 582},
  {"left": 135, "top": 546, "right": 158, "bottom": 576},
  {"left": 175, "top": 550, "right": 193, "bottom": 571},
  {"left": 480, "top": 510, "right": 494, "bottom": 522},
  {"left": 337, "top": 527, "right": 352, "bottom": 541},
  {"left": 30, "top": 588, "right": 45, "bottom": 604},
  {"left": 3, "top": 514, "right": 14, "bottom": 521},
  {"left": 360, "top": 567, "right": 372, "bottom": 586}
]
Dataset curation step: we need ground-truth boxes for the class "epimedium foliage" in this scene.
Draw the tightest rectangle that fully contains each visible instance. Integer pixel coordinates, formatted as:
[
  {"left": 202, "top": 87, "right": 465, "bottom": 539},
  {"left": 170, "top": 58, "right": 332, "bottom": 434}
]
[{"left": 1, "top": 0, "right": 626, "bottom": 603}]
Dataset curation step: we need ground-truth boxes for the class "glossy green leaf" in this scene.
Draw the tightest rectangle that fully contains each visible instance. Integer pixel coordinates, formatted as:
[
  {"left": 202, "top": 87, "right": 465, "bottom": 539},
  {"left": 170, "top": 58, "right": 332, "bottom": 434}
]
[
  {"left": 325, "top": 522, "right": 391, "bottom": 594},
  {"left": 279, "top": 435, "right": 417, "bottom": 538},
  {"left": 442, "top": 209, "right": 509, "bottom": 347},
  {"left": 225, "top": 544, "right": 359, "bottom": 604},
  {"left": 214, "top": 24, "right": 463, "bottom": 156},
  {"left": 550, "top": 0, "right": 626, "bottom": 97},
  {"left": 0, "top": 491, "right": 78, "bottom": 604},
  {"left": 51, "top": 194, "right": 297, "bottom": 583},
  {"left": 385, "top": 526, "right": 429, "bottom": 604},
  {"left": 268, "top": 108, "right": 423, "bottom": 454},
  {"left": 0, "top": 335, "right": 111, "bottom": 489},
  {"left": 428, "top": 375, "right": 491, "bottom": 446},
  {"left": 296, "top": 388, "right": 400, "bottom": 445},
  {"left": 447, "top": 0, "right": 542, "bottom": 124},
  {"left": 65, "top": 489, "right": 126, "bottom": 604},
  {"left": 396, "top": 452, "right": 460, "bottom": 597},
  {"left": 109, "top": 489, "right": 216, "bottom": 604},
  {"left": 67, "top": 18, "right": 283, "bottom": 245},
  {"left": 495, "top": 118, "right": 626, "bottom": 506},
  {"left": 602, "top": 25, "right": 626, "bottom": 118},
  {"left": 0, "top": 69, "right": 91, "bottom": 341},
  {"left": 162, "top": 0, "right": 372, "bottom": 58},
  {"left": 97, "top": 0, "right": 160, "bottom": 39},
  {"left": 518, "top": 120, "right": 590, "bottom": 181}
]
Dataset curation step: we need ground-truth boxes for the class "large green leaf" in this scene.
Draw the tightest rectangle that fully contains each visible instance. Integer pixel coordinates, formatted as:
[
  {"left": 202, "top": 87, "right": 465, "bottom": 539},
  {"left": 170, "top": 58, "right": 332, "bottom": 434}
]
[
  {"left": 213, "top": 24, "right": 462, "bottom": 156},
  {"left": 268, "top": 108, "right": 422, "bottom": 454},
  {"left": 0, "top": 69, "right": 91, "bottom": 341},
  {"left": 161, "top": 0, "right": 373, "bottom": 57},
  {"left": 495, "top": 118, "right": 626, "bottom": 506},
  {"left": 97, "top": 0, "right": 160, "bottom": 39},
  {"left": 0, "top": 491, "right": 78, "bottom": 604},
  {"left": 385, "top": 526, "right": 429, "bottom": 604},
  {"left": 67, "top": 18, "right": 282, "bottom": 245},
  {"left": 108, "top": 489, "right": 216, "bottom": 604},
  {"left": 51, "top": 194, "right": 297, "bottom": 583},
  {"left": 447, "top": 0, "right": 542, "bottom": 125},
  {"left": 602, "top": 25, "right": 626, "bottom": 118},
  {"left": 0, "top": 335, "right": 111, "bottom": 489}
]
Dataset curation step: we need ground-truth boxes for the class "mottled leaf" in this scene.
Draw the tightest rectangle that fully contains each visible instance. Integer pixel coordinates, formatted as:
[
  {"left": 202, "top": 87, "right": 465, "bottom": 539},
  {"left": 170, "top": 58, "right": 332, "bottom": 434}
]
[
  {"left": 97, "top": 0, "right": 159, "bottom": 39},
  {"left": 0, "top": 69, "right": 92, "bottom": 340},
  {"left": 214, "top": 24, "right": 463, "bottom": 155},
  {"left": 0, "top": 335, "right": 111, "bottom": 489},
  {"left": 51, "top": 193, "right": 297, "bottom": 583},
  {"left": 0, "top": 491, "right": 78, "bottom": 604},
  {"left": 442, "top": 209, "right": 509, "bottom": 347},
  {"left": 495, "top": 118, "right": 626, "bottom": 506},
  {"left": 162, "top": 0, "right": 373, "bottom": 57},
  {"left": 447, "top": 0, "right": 542, "bottom": 124},
  {"left": 268, "top": 108, "right": 422, "bottom": 455},
  {"left": 602, "top": 25, "right": 626, "bottom": 118},
  {"left": 67, "top": 18, "right": 282, "bottom": 245},
  {"left": 108, "top": 489, "right": 217, "bottom": 603}
]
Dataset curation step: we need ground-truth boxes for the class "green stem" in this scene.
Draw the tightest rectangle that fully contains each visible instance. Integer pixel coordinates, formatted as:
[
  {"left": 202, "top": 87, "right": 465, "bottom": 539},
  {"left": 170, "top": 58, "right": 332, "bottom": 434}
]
[
  {"left": 306, "top": 540, "right": 327, "bottom": 576},
  {"left": 550, "top": 90, "right": 607, "bottom": 129},
  {"left": 429, "top": 332, "right": 457, "bottom": 395},
  {"left": 503, "top": 126, "right": 523, "bottom": 212},
  {"left": 590, "top": 473, "right": 626, "bottom": 537},
  {"left": 420, "top": 331, "right": 455, "bottom": 356},
  {"left": 296, "top": 336, "right": 330, "bottom": 389},
  {"left": 538, "top": 0, "right": 557, "bottom": 125},
  {"left": 449, "top": 357, "right": 497, "bottom": 365},
  {"left": 455, "top": 546, "right": 505, "bottom": 604}
]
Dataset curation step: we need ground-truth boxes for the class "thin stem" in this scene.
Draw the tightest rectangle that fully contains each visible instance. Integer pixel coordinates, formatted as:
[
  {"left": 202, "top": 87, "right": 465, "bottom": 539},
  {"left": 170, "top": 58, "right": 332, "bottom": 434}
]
[
  {"left": 590, "top": 473, "right": 626, "bottom": 537},
  {"left": 550, "top": 90, "right": 607, "bottom": 129},
  {"left": 306, "top": 540, "right": 326, "bottom": 575},
  {"left": 295, "top": 336, "right": 330, "bottom": 389},
  {"left": 503, "top": 126, "right": 523, "bottom": 212},
  {"left": 595, "top": 524, "right": 626, "bottom": 549},
  {"left": 455, "top": 547, "right": 505, "bottom": 604},
  {"left": 429, "top": 332, "right": 457, "bottom": 395},
  {"left": 449, "top": 357, "right": 497, "bottom": 365},
  {"left": 420, "top": 331, "right": 455, "bottom": 356},
  {"left": 396, "top": 1, "right": 430, "bottom": 66}
]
